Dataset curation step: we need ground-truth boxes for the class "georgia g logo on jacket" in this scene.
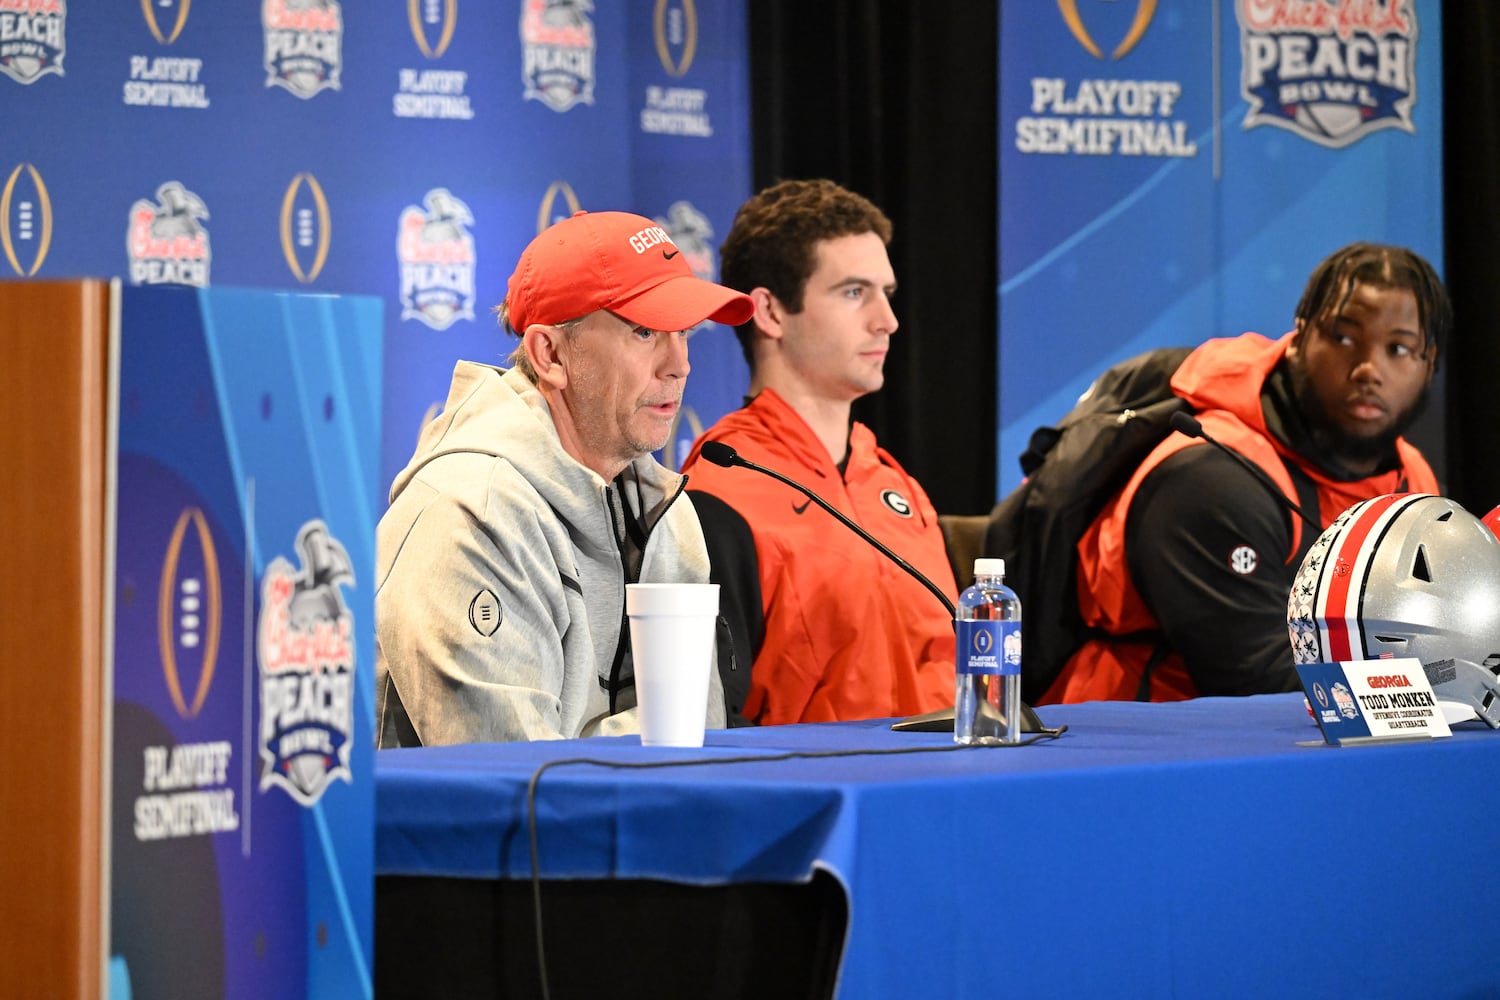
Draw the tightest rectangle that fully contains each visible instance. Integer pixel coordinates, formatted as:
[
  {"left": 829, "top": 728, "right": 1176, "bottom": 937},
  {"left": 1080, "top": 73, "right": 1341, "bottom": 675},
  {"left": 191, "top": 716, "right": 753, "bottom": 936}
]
[{"left": 880, "top": 489, "right": 913, "bottom": 518}]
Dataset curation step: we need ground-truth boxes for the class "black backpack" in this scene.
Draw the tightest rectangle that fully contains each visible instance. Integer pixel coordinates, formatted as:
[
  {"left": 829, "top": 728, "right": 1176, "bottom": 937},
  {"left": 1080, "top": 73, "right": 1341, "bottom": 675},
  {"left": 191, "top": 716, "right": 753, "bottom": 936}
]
[{"left": 985, "top": 346, "right": 1194, "bottom": 704}]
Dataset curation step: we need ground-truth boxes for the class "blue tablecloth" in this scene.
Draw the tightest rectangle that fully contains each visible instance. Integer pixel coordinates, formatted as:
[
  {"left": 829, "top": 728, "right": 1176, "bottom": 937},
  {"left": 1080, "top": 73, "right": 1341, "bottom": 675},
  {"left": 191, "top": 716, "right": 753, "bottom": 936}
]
[{"left": 376, "top": 694, "right": 1500, "bottom": 999}]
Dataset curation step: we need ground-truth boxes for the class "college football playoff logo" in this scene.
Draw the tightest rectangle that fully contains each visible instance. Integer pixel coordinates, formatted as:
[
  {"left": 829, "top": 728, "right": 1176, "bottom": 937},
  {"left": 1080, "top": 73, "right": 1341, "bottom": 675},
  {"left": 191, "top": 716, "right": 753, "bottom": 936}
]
[
  {"left": 407, "top": 0, "right": 456, "bottom": 58},
  {"left": 1057, "top": 0, "right": 1157, "bottom": 59},
  {"left": 1, "top": 162, "right": 52, "bottom": 275},
  {"left": 142, "top": 0, "right": 191, "bottom": 45},
  {"left": 653, "top": 0, "right": 696, "bottom": 77},
  {"left": 536, "top": 179, "right": 582, "bottom": 234},
  {"left": 158, "top": 507, "right": 223, "bottom": 720},
  {"left": 280, "top": 171, "right": 331, "bottom": 283}
]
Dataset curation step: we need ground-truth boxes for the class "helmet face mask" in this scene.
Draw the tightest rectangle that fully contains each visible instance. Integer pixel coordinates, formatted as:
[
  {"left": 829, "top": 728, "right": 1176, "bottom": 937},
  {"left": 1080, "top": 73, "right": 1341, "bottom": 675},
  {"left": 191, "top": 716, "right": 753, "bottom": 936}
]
[
  {"left": 1423, "top": 656, "right": 1500, "bottom": 727},
  {"left": 1288, "top": 493, "right": 1500, "bottom": 728}
]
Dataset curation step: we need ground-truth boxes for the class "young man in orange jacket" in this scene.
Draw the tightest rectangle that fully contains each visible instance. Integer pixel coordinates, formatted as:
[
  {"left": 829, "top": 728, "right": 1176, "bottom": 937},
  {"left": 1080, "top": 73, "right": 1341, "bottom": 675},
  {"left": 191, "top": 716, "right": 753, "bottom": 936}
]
[{"left": 681, "top": 180, "right": 957, "bottom": 726}]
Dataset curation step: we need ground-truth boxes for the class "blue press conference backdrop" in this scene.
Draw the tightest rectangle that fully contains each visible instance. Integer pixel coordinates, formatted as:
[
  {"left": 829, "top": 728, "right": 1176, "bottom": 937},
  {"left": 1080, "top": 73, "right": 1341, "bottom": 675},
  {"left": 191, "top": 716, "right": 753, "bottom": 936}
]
[
  {"left": 4, "top": 3, "right": 746, "bottom": 997},
  {"left": 112, "top": 285, "right": 382, "bottom": 999},
  {"left": 998, "top": 0, "right": 1443, "bottom": 497},
  {"left": 2, "top": 0, "right": 751, "bottom": 495}
]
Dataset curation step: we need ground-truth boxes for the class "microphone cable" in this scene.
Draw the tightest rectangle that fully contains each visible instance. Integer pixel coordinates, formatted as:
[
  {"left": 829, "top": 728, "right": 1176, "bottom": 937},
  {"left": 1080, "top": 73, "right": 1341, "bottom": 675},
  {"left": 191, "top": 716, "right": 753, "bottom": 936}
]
[
  {"left": 698, "top": 438, "right": 1064, "bottom": 738},
  {"left": 1167, "top": 411, "right": 1322, "bottom": 531},
  {"left": 697, "top": 440, "right": 957, "bottom": 617}
]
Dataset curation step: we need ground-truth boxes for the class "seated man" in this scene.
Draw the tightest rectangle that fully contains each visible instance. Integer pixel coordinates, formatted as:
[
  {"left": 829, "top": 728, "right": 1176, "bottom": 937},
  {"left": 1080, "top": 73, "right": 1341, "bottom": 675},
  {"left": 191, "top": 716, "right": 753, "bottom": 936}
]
[
  {"left": 682, "top": 179, "right": 956, "bottom": 725},
  {"left": 376, "top": 210, "right": 754, "bottom": 745},
  {"left": 1046, "top": 242, "right": 1447, "bottom": 704}
]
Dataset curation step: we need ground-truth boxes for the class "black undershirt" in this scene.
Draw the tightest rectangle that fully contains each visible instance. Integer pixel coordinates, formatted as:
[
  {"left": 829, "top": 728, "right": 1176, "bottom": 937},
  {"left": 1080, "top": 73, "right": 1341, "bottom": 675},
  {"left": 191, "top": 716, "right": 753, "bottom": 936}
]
[
  {"left": 1124, "top": 360, "right": 1400, "bottom": 696},
  {"left": 688, "top": 489, "right": 762, "bottom": 727}
]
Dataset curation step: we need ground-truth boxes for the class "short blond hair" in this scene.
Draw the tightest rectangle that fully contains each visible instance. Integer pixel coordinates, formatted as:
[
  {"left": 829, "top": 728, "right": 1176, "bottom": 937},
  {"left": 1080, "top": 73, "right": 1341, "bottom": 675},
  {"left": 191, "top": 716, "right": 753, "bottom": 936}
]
[{"left": 493, "top": 301, "right": 582, "bottom": 383}]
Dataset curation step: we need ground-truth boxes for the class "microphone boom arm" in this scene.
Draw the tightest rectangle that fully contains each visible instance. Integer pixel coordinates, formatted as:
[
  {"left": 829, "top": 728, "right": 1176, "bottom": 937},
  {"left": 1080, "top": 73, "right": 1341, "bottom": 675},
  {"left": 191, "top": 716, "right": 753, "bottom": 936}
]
[
  {"left": 731, "top": 454, "right": 958, "bottom": 619},
  {"left": 695, "top": 439, "right": 1062, "bottom": 738},
  {"left": 1168, "top": 411, "right": 1321, "bottom": 531}
]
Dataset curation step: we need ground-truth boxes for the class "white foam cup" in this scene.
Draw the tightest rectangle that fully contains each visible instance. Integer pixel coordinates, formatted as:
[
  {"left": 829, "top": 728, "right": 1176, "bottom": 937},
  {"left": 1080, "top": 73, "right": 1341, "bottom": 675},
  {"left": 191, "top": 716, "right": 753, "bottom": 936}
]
[{"left": 625, "top": 583, "right": 720, "bottom": 748}]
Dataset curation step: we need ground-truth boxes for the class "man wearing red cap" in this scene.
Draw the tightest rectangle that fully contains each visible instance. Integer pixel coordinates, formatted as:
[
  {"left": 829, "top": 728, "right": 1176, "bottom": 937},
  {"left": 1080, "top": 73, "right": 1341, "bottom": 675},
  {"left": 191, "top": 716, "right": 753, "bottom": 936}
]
[{"left": 375, "top": 210, "right": 754, "bottom": 745}]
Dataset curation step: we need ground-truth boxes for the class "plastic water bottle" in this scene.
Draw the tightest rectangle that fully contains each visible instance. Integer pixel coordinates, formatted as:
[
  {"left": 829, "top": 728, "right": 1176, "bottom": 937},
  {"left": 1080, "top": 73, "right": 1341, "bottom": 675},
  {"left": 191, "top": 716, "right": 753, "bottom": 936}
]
[{"left": 954, "top": 557, "right": 1023, "bottom": 745}]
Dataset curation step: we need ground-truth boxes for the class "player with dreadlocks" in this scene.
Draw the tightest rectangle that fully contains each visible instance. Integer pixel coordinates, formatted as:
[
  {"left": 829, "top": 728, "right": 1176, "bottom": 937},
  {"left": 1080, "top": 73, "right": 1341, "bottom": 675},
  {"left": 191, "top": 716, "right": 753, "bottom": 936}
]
[{"left": 1041, "top": 242, "right": 1449, "bottom": 705}]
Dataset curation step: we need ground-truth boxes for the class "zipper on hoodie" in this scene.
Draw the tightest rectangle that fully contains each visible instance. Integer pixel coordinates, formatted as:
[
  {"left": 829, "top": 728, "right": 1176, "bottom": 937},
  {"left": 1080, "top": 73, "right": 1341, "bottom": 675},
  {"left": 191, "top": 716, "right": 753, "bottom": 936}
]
[
  {"left": 604, "top": 483, "right": 631, "bottom": 713},
  {"left": 603, "top": 473, "right": 692, "bottom": 712}
]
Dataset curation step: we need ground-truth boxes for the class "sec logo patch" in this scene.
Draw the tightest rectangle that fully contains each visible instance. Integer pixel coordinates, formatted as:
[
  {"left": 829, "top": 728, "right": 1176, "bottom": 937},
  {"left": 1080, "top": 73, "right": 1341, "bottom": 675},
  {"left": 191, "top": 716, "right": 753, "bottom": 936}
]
[{"left": 1228, "top": 544, "right": 1258, "bottom": 576}]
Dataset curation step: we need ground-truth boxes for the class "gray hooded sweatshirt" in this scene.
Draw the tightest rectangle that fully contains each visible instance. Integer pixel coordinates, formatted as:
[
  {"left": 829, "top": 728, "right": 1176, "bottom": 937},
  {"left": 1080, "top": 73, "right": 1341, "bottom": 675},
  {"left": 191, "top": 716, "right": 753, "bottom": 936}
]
[{"left": 375, "top": 362, "right": 726, "bottom": 745}]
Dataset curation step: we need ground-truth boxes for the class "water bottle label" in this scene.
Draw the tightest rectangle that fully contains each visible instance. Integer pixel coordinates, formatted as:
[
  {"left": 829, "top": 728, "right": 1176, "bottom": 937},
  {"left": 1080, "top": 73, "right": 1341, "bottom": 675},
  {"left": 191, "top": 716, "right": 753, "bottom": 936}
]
[{"left": 956, "top": 620, "right": 1020, "bottom": 676}]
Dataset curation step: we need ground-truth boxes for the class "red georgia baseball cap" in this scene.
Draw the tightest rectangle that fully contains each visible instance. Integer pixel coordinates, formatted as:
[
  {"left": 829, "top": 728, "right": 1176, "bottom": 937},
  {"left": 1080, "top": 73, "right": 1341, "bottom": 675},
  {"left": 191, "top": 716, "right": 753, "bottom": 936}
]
[{"left": 504, "top": 210, "right": 754, "bottom": 333}]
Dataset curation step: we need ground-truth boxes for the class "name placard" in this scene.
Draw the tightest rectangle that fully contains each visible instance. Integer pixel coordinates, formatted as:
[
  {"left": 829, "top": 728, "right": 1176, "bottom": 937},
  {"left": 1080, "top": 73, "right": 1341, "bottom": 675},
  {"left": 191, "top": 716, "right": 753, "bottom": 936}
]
[{"left": 1296, "top": 658, "right": 1451, "bottom": 746}]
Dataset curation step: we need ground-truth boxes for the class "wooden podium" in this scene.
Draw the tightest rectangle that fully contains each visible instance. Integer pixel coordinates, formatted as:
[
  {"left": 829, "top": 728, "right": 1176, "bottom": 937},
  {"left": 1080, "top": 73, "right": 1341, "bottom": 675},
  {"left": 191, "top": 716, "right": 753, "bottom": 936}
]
[{"left": 0, "top": 279, "right": 113, "bottom": 1000}]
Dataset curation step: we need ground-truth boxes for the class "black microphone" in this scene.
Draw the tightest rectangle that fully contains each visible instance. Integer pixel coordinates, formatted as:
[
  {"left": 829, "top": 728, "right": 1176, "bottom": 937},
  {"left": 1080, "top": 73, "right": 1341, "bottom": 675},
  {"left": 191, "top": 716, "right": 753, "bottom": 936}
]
[
  {"left": 697, "top": 440, "right": 1058, "bottom": 737},
  {"left": 1168, "top": 411, "right": 1322, "bottom": 531},
  {"left": 699, "top": 441, "right": 957, "bottom": 616}
]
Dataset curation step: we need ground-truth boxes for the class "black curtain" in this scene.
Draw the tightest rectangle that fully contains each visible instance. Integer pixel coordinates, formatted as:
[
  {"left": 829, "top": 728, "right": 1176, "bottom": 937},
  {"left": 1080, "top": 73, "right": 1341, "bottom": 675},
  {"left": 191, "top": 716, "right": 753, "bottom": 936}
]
[
  {"left": 750, "top": 2, "right": 1500, "bottom": 517},
  {"left": 1442, "top": 0, "right": 1500, "bottom": 513},
  {"left": 747, "top": 2, "right": 998, "bottom": 515}
]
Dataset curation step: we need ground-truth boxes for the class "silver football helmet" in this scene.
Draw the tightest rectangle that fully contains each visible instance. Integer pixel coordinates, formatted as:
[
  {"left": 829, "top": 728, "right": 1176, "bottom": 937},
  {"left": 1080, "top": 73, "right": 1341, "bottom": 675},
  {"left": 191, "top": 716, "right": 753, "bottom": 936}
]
[{"left": 1287, "top": 493, "right": 1500, "bottom": 728}]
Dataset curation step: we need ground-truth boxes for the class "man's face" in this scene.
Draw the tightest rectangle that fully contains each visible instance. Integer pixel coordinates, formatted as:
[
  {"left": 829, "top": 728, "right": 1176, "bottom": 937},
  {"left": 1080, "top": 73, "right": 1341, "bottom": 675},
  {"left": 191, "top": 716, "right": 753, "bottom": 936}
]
[
  {"left": 1289, "top": 281, "right": 1435, "bottom": 472},
  {"left": 554, "top": 310, "right": 690, "bottom": 478},
  {"left": 777, "top": 232, "right": 898, "bottom": 403}
]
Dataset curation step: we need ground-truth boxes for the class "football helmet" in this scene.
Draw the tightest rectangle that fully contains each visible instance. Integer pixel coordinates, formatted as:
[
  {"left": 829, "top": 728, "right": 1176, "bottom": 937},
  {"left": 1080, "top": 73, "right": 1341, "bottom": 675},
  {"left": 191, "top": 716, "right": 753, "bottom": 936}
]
[{"left": 1288, "top": 493, "right": 1500, "bottom": 728}]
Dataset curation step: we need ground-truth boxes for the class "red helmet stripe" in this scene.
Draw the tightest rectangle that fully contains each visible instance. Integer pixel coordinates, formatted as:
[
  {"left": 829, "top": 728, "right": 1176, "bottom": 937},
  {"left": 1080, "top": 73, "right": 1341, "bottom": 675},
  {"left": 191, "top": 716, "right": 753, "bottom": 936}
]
[{"left": 1322, "top": 494, "right": 1407, "bottom": 661}]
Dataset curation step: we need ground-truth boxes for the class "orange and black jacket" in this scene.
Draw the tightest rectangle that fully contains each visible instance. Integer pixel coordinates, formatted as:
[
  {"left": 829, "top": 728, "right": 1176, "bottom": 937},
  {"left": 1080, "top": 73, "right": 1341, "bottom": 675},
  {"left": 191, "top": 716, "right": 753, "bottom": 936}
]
[
  {"left": 1043, "top": 332, "right": 1438, "bottom": 705},
  {"left": 682, "top": 389, "right": 957, "bottom": 726}
]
